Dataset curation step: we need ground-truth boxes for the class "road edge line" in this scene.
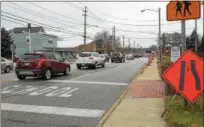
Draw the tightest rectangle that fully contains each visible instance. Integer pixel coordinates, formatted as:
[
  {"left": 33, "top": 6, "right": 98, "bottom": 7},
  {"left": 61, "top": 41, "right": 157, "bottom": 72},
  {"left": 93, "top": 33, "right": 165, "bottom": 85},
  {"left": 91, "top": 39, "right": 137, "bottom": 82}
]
[{"left": 95, "top": 63, "right": 148, "bottom": 127}]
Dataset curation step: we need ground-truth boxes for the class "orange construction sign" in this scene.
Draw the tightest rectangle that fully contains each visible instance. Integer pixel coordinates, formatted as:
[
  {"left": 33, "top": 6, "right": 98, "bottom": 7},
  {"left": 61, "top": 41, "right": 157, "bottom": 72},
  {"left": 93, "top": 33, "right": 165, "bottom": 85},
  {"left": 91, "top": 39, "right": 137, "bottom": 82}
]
[
  {"left": 162, "top": 50, "right": 204, "bottom": 102},
  {"left": 167, "top": 1, "right": 201, "bottom": 21}
]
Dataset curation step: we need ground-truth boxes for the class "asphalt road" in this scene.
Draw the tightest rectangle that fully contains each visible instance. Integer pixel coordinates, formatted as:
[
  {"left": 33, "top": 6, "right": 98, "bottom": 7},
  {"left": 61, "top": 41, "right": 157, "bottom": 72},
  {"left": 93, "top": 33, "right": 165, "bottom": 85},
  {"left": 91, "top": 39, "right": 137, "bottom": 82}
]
[{"left": 1, "top": 58, "right": 147, "bottom": 127}]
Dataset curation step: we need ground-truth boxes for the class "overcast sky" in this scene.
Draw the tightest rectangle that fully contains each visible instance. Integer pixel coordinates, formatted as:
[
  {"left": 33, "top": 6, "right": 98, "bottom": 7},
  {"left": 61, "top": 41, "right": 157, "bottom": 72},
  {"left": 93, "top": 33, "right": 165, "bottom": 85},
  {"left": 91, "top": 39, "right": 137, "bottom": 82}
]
[{"left": 1, "top": 2, "right": 203, "bottom": 48}]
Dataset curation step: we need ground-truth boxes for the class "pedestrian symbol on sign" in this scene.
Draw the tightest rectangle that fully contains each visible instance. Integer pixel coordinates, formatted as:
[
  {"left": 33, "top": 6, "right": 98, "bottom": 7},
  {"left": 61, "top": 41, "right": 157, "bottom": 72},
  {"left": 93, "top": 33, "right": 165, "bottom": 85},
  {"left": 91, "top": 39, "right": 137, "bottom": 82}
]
[
  {"left": 176, "top": 1, "right": 183, "bottom": 16},
  {"left": 183, "top": 1, "right": 192, "bottom": 16},
  {"left": 176, "top": 1, "right": 192, "bottom": 16}
]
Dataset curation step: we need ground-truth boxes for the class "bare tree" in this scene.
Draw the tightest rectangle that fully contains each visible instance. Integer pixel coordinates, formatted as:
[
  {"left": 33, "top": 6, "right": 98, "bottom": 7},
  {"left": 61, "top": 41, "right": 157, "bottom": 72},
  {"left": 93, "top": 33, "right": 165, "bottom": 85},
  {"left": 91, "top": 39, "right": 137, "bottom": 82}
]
[{"left": 94, "top": 30, "right": 122, "bottom": 53}]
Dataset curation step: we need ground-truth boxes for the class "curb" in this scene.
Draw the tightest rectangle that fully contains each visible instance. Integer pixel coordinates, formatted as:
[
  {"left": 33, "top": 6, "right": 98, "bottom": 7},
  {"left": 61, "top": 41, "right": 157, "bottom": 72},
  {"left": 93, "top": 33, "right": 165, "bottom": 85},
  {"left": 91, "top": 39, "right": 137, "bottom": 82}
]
[{"left": 95, "top": 63, "right": 148, "bottom": 127}]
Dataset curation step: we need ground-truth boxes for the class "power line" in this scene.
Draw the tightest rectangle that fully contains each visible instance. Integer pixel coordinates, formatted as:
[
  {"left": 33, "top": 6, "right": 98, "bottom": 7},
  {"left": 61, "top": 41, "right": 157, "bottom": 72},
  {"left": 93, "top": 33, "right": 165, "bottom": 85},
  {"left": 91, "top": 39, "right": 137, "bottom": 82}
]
[
  {"left": 4, "top": 3, "right": 84, "bottom": 32},
  {"left": 64, "top": 2, "right": 83, "bottom": 10},
  {"left": 2, "top": 17, "right": 26, "bottom": 26},
  {"left": 1, "top": 12, "right": 83, "bottom": 36},
  {"left": 101, "top": 13, "right": 158, "bottom": 22},
  {"left": 29, "top": 2, "right": 82, "bottom": 23},
  {"left": 88, "top": 15, "right": 180, "bottom": 27}
]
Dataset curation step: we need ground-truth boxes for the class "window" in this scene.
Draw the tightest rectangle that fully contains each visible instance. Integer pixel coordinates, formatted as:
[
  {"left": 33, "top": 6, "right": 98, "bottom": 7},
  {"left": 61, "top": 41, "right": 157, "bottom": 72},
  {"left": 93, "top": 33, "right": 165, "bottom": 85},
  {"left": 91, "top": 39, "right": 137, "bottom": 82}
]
[
  {"left": 22, "top": 54, "right": 42, "bottom": 60},
  {"left": 1, "top": 58, "right": 5, "bottom": 62},
  {"left": 79, "top": 52, "right": 91, "bottom": 57},
  {"left": 55, "top": 54, "right": 62, "bottom": 61},
  {"left": 91, "top": 52, "right": 99, "bottom": 57},
  {"left": 48, "top": 40, "right": 52, "bottom": 44},
  {"left": 46, "top": 53, "right": 56, "bottom": 60}
]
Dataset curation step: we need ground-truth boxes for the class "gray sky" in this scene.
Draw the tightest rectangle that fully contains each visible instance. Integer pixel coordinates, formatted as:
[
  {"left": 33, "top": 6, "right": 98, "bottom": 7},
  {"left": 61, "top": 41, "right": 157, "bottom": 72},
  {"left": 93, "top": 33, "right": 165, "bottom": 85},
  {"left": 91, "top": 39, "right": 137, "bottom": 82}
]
[{"left": 1, "top": 2, "right": 203, "bottom": 48}]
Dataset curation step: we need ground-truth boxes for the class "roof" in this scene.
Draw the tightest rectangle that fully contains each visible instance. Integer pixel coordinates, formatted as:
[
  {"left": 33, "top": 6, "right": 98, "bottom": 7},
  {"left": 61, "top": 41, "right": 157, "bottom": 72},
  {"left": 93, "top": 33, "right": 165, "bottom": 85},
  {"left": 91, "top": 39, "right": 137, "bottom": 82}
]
[
  {"left": 12, "top": 26, "right": 45, "bottom": 34},
  {"left": 44, "top": 47, "right": 76, "bottom": 52},
  {"left": 75, "top": 39, "right": 103, "bottom": 48}
]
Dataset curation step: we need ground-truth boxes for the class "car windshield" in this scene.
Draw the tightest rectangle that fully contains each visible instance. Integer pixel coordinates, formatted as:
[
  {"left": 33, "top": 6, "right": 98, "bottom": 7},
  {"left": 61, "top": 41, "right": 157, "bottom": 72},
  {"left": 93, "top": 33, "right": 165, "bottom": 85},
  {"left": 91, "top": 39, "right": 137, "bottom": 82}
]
[
  {"left": 79, "top": 52, "right": 91, "bottom": 57},
  {"left": 21, "top": 54, "right": 42, "bottom": 60},
  {"left": 113, "top": 53, "right": 120, "bottom": 56}
]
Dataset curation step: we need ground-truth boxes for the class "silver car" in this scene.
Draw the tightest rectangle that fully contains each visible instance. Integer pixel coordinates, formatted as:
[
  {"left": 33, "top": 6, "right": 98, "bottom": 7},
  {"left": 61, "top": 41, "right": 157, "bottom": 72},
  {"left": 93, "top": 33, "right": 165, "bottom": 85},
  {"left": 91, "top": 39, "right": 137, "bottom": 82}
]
[
  {"left": 126, "top": 54, "right": 134, "bottom": 60},
  {"left": 1, "top": 57, "right": 14, "bottom": 73}
]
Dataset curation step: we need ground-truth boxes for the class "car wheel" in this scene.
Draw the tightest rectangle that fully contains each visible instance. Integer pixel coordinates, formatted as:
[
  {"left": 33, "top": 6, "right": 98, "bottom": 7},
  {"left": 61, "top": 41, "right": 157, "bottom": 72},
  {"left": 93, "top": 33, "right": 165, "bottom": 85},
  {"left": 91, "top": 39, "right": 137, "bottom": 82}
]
[
  {"left": 111, "top": 60, "right": 113, "bottom": 63},
  {"left": 77, "top": 65, "right": 81, "bottom": 69},
  {"left": 93, "top": 63, "right": 97, "bottom": 69},
  {"left": 17, "top": 75, "right": 26, "bottom": 80},
  {"left": 64, "top": 66, "right": 70, "bottom": 76},
  {"left": 5, "top": 66, "right": 11, "bottom": 73},
  {"left": 44, "top": 69, "right": 52, "bottom": 80},
  {"left": 102, "top": 63, "right": 105, "bottom": 68}
]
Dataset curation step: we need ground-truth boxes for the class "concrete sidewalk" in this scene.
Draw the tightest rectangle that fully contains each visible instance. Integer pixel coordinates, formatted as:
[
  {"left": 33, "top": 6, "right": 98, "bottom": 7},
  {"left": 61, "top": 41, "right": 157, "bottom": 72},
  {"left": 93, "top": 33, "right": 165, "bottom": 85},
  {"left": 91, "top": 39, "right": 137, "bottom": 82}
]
[{"left": 99, "top": 59, "right": 167, "bottom": 127}]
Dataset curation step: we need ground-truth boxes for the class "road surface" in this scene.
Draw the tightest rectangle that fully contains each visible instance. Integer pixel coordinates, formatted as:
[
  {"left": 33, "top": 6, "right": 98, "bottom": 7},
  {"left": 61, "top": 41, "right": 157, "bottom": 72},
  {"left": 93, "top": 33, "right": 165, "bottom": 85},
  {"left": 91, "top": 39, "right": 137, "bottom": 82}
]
[{"left": 1, "top": 58, "right": 147, "bottom": 127}]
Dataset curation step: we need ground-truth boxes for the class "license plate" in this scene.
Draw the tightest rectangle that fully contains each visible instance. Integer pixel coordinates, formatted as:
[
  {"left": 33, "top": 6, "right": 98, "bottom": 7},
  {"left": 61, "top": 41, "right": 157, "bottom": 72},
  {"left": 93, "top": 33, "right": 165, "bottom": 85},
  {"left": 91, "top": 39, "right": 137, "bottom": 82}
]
[
  {"left": 24, "top": 62, "right": 30, "bottom": 66},
  {"left": 19, "top": 71, "right": 33, "bottom": 75},
  {"left": 81, "top": 64, "right": 85, "bottom": 66}
]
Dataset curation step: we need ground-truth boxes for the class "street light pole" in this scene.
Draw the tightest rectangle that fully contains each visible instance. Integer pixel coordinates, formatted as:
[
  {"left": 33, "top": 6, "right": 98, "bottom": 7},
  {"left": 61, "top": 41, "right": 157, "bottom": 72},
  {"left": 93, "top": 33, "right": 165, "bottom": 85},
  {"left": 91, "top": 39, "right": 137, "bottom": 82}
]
[
  {"left": 158, "top": 8, "right": 162, "bottom": 64},
  {"left": 83, "top": 6, "right": 87, "bottom": 52},
  {"left": 141, "top": 8, "right": 161, "bottom": 59}
]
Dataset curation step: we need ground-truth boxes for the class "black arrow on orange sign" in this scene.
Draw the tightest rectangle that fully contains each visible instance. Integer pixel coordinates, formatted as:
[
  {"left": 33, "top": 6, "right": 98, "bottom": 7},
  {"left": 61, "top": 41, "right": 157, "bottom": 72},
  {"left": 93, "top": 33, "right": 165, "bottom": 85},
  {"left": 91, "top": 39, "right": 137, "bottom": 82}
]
[{"left": 179, "top": 60, "right": 201, "bottom": 91}]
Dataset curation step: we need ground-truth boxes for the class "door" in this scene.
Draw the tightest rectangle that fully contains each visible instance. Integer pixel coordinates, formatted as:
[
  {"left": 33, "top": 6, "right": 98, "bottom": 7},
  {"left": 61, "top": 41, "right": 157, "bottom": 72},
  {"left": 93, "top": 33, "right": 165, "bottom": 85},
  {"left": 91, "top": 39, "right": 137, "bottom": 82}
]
[
  {"left": 46, "top": 53, "right": 59, "bottom": 73},
  {"left": 1, "top": 58, "right": 6, "bottom": 72},
  {"left": 55, "top": 54, "right": 65, "bottom": 72}
]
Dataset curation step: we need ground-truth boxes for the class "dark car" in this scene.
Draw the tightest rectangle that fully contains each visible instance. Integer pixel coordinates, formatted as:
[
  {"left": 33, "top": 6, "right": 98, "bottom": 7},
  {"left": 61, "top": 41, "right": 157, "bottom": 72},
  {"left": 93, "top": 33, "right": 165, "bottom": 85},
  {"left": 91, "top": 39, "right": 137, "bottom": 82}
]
[
  {"left": 134, "top": 53, "right": 139, "bottom": 58},
  {"left": 15, "top": 52, "right": 70, "bottom": 80},
  {"left": 111, "top": 53, "right": 125, "bottom": 63}
]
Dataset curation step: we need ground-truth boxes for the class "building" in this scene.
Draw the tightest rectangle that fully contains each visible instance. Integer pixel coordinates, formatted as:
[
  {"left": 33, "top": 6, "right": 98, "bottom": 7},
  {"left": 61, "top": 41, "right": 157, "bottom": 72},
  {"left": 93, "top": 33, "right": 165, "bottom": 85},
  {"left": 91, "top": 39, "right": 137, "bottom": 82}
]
[
  {"left": 75, "top": 39, "right": 114, "bottom": 54},
  {"left": 43, "top": 47, "right": 77, "bottom": 57},
  {"left": 11, "top": 26, "right": 58, "bottom": 57}
]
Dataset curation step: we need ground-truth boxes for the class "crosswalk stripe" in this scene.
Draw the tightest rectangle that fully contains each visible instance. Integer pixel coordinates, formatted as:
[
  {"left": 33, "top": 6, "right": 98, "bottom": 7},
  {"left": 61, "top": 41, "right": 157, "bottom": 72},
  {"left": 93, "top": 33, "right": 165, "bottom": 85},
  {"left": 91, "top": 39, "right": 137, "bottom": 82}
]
[
  {"left": 1, "top": 103, "right": 104, "bottom": 118},
  {"left": 46, "top": 80, "right": 128, "bottom": 86}
]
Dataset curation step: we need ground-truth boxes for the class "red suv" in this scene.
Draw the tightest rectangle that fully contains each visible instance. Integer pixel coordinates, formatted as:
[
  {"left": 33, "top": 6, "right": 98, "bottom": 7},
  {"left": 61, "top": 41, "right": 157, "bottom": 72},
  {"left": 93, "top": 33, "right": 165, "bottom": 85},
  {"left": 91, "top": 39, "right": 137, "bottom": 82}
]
[{"left": 15, "top": 52, "right": 70, "bottom": 80}]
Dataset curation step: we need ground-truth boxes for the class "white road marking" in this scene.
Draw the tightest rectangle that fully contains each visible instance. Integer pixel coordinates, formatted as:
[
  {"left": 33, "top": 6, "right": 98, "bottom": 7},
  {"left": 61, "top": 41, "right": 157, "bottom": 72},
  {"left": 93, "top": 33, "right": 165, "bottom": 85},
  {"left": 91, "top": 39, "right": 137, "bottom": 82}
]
[
  {"left": 45, "top": 87, "right": 71, "bottom": 97},
  {"left": 1, "top": 85, "right": 22, "bottom": 94},
  {"left": 2, "top": 85, "right": 78, "bottom": 98},
  {"left": 1, "top": 103, "right": 104, "bottom": 118},
  {"left": 58, "top": 88, "right": 78, "bottom": 97},
  {"left": 11, "top": 86, "right": 38, "bottom": 95},
  {"left": 46, "top": 80, "right": 128, "bottom": 86},
  {"left": 29, "top": 87, "right": 58, "bottom": 96}
]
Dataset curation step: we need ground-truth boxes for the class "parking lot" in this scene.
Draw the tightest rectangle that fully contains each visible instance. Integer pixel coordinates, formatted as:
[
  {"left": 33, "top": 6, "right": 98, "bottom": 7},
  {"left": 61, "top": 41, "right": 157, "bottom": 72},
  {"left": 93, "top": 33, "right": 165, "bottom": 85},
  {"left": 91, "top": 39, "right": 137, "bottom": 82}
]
[{"left": 1, "top": 58, "right": 147, "bottom": 127}]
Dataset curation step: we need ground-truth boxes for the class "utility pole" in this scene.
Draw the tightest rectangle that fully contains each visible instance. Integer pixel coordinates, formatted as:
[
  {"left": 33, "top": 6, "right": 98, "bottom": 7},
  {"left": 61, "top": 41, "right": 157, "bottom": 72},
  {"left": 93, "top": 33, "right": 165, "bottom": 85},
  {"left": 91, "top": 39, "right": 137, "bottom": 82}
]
[
  {"left": 137, "top": 43, "right": 139, "bottom": 53},
  {"left": 123, "top": 36, "right": 125, "bottom": 53},
  {"left": 28, "top": 23, "right": 32, "bottom": 53},
  {"left": 83, "top": 6, "right": 87, "bottom": 52},
  {"left": 195, "top": 19, "right": 198, "bottom": 52},
  {"left": 134, "top": 41, "right": 136, "bottom": 53},
  {"left": 112, "top": 26, "right": 116, "bottom": 53},
  {"left": 128, "top": 37, "right": 130, "bottom": 53}
]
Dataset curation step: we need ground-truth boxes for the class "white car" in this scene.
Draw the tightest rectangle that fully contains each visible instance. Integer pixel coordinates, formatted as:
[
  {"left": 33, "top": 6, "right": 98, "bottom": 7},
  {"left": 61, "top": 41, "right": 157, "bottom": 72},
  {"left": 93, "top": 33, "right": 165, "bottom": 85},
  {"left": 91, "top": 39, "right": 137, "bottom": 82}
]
[{"left": 76, "top": 52, "right": 105, "bottom": 69}]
